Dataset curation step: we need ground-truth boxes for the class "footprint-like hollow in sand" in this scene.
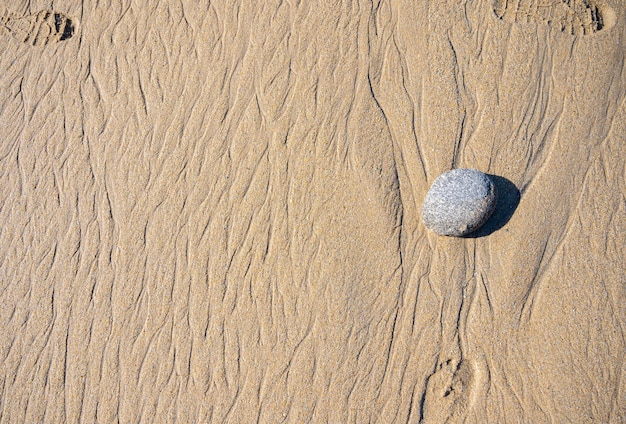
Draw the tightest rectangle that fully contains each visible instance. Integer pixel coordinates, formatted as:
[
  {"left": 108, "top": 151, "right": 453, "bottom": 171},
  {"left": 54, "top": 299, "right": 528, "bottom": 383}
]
[
  {"left": 421, "top": 358, "right": 477, "bottom": 422},
  {"left": 2, "top": 10, "right": 76, "bottom": 46},
  {"left": 493, "top": 0, "right": 616, "bottom": 35}
]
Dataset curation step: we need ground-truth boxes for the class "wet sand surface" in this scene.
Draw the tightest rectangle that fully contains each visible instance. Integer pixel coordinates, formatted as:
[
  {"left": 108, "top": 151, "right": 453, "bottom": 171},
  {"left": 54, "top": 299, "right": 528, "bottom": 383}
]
[{"left": 1, "top": 0, "right": 625, "bottom": 422}]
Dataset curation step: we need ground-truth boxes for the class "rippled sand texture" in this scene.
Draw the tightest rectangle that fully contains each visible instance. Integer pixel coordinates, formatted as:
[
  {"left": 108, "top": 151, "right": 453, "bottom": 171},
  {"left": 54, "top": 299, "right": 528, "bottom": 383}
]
[{"left": 0, "top": 0, "right": 624, "bottom": 422}]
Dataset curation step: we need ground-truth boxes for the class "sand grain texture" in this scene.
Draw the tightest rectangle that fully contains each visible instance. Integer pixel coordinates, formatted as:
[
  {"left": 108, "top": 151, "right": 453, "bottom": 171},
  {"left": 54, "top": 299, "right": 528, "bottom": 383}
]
[{"left": 0, "top": 0, "right": 624, "bottom": 422}]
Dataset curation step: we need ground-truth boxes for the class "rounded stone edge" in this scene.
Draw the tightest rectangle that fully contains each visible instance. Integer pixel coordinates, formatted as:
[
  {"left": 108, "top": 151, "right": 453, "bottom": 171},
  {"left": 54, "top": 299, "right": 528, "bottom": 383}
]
[{"left": 421, "top": 169, "right": 498, "bottom": 237}]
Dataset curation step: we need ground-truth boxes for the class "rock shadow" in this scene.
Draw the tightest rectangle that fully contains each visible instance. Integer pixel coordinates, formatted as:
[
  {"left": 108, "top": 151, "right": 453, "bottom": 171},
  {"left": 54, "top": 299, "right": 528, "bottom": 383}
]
[{"left": 465, "top": 175, "right": 520, "bottom": 238}]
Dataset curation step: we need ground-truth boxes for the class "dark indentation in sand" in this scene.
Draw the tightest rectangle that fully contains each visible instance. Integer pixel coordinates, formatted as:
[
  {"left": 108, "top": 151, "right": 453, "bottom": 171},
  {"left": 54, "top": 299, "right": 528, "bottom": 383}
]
[
  {"left": 465, "top": 175, "right": 520, "bottom": 238},
  {"left": 56, "top": 13, "right": 75, "bottom": 41},
  {"left": 2, "top": 9, "right": 76, "bottom": 45},
  {"left": 493, "top": 0, "right": 615, "bottom": 35}
]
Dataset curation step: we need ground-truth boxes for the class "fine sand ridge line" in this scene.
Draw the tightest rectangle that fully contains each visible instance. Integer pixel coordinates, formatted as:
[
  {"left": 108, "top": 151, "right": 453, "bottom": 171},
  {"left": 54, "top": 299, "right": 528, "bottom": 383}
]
[
  {"left": 0, "top": 8, "right": 75, "bottom": 46},
  {"left": 493, "top": 0, "right": 616, "bottom": 35}
]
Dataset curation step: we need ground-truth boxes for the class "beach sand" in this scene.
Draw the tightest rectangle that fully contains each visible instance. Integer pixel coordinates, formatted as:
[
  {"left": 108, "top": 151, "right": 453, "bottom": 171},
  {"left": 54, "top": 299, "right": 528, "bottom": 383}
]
[{"left": 0, "top": 0, "right": 624, "bottom": 422}]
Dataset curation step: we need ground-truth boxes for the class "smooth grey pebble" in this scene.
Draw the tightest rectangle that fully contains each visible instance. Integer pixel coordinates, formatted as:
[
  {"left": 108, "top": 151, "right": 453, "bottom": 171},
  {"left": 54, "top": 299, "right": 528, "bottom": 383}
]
[{"left": 422, "top": 168, "right": 498, "bottom": 237}]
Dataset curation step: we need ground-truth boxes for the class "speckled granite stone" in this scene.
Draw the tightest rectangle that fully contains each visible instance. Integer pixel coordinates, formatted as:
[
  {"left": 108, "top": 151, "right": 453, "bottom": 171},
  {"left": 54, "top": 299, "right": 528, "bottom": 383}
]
[{"left": 422, "top": 169, "right": 498, "bottom": 237}]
